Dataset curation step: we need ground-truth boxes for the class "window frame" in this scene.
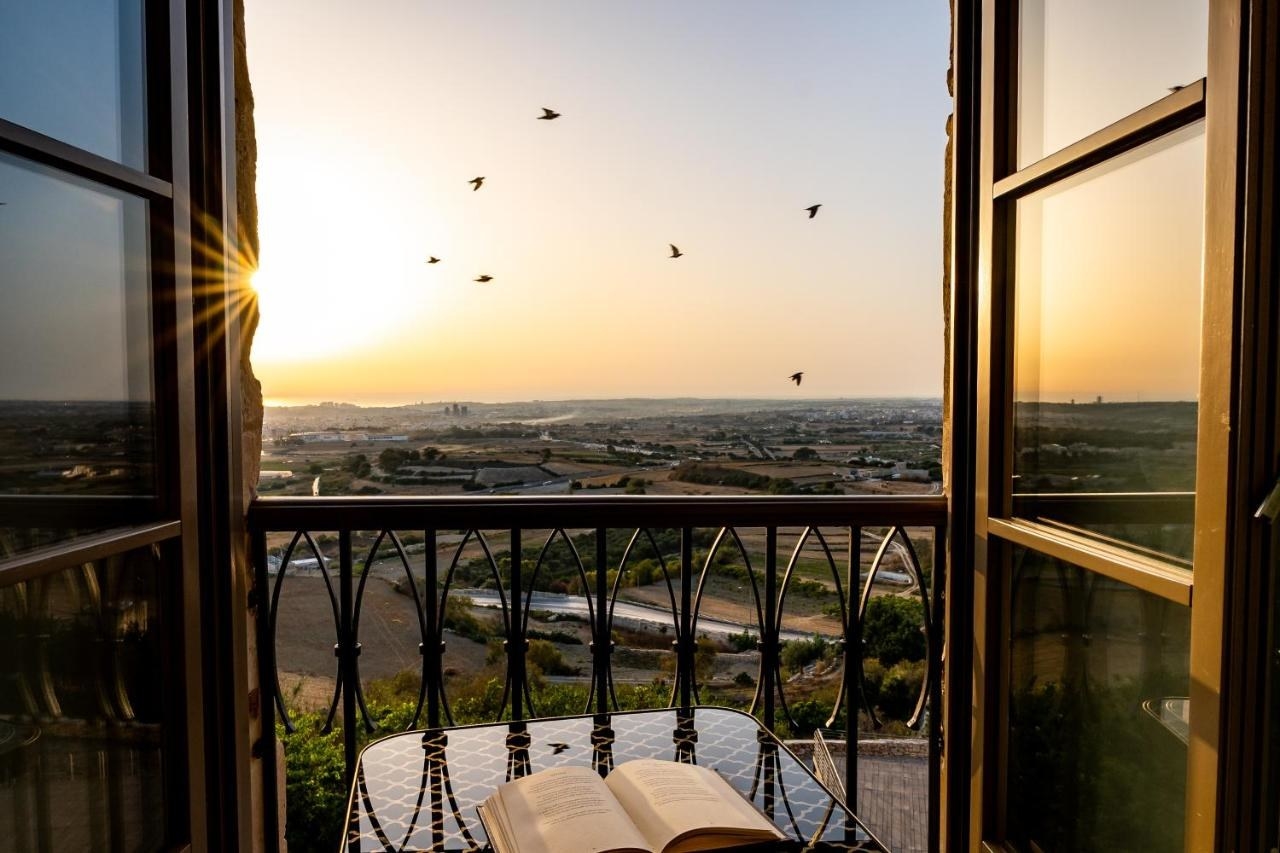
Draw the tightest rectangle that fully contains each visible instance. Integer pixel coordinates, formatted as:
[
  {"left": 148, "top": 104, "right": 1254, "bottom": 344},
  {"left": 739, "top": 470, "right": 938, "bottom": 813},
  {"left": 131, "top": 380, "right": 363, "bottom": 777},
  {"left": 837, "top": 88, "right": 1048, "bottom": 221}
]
[
  {"left": 964, "top": 1, "right": 1244, "bottom": 850},
  {"left": 0, "top": 1, "right": 249, "bottom": 849}
]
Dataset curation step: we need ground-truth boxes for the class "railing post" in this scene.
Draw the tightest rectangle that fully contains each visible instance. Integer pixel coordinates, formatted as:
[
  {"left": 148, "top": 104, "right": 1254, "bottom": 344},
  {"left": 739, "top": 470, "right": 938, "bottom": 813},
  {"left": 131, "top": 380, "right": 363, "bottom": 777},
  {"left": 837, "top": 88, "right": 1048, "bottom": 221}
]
[
  {"left": 594, "top": 527, "right": 610, "bottom": 714},
  {"left": 679, "top": 527, "right": 694, "bottom": 708},
  {"left": 338, "top": 530, "right": 358, "bottom": 790},
  {"left": 844, "top": 525, "right": 861, "bottom": 818},
  {"left": 762, "top": 527, "right": 778, "bottom": 733},
  {"left": 929, "top": 523, "right": 946, "bottom": 852},
  {"left": 251, "top": 526, "right": 280, "bottom": 852},
  {"left": 423, "top": 529, "right": 441, "bottom": 729},
  {"left": 508, "top": 529, "right": 525, "bottom": 721}
]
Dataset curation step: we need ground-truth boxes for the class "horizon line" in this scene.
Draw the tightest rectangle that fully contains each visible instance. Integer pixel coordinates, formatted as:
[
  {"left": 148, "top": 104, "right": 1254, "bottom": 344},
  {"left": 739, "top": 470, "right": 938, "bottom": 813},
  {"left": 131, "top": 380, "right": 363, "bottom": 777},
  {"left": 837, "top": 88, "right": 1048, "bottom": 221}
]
[{"left": 263, "top": 394, "right": 947, "bottom": 409}]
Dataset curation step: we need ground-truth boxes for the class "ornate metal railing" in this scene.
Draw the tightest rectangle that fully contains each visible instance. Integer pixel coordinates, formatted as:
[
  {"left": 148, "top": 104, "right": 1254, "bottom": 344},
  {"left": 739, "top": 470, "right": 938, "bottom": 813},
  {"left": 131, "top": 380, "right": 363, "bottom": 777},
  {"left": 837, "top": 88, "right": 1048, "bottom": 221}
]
[{"left": 249, "top": 494, "right": 947, "bottom": 850}]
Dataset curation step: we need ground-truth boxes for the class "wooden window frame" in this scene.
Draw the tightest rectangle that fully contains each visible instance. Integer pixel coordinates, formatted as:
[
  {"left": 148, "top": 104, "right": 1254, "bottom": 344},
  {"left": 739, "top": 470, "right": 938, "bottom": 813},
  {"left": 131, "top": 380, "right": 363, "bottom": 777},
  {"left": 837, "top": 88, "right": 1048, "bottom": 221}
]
[
  {"left": 955, "top": 0, "right": 1279, "bottom": 850},
  {"left": 0, "top": 1, "right": 251, "bottom": 850}
]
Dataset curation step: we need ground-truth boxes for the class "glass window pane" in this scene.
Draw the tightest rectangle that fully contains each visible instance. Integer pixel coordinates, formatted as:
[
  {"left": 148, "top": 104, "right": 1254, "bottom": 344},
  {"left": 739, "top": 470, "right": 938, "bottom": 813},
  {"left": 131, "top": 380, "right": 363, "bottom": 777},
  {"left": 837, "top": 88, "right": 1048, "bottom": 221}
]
[
  {"left": 0, "top": 153, "right": 155, "bottom": 555},
  {"left": 0, "top": 0, "right": 148, "bottom": 170},
  {"left": 1018, "top": 0, "right": 1207, "bottom": 169},
  {"left": 0, "top": 543, "right": 170, "bottom": 849},
  {"left": 1012, "top": 124, "right": 1204, "bottom": 563},
  {"left": 1007, "top": 547, "right": 1189, "bottom": 852}
]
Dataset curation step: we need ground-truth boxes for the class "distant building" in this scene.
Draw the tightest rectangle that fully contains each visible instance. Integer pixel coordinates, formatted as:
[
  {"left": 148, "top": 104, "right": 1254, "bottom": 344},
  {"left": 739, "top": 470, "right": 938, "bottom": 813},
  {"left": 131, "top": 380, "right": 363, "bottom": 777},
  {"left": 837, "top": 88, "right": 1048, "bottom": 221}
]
[
  {"left": 289, "top": 431, "right": 344, "bottom": 443},
  {"left": 892, "top": 462, "right": 932, "bottom": 482}
]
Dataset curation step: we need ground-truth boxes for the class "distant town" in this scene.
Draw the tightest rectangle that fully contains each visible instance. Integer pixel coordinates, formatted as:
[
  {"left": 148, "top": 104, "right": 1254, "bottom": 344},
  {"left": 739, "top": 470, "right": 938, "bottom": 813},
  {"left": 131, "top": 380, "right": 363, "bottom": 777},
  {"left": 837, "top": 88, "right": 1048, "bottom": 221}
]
[{"left": 258, "top": 397, "right": 945, "bottom": 499}]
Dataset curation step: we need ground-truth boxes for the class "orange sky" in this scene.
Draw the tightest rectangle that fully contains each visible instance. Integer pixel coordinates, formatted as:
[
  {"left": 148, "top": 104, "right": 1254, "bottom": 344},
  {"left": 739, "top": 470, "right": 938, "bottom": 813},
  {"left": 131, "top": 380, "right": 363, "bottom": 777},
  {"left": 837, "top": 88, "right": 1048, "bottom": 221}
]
[{"left": 243, "top": 2, "right": 950, "bottom": 404}]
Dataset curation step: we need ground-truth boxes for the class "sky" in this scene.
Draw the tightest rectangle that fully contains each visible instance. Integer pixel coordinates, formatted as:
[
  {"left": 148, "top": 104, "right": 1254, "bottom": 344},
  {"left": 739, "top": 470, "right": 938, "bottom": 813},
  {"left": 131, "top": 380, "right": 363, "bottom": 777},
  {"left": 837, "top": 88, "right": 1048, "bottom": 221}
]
[{"left": 243, "top": 1, "right": 952, "bottom": 405}]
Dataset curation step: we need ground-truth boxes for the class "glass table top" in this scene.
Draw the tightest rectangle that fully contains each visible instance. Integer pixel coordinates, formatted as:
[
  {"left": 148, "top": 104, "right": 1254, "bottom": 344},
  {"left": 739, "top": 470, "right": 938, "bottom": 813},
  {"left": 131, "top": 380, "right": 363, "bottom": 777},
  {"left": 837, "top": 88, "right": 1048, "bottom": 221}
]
[{"left": 344, "top": 706, "right": 885, "bottom": 852}]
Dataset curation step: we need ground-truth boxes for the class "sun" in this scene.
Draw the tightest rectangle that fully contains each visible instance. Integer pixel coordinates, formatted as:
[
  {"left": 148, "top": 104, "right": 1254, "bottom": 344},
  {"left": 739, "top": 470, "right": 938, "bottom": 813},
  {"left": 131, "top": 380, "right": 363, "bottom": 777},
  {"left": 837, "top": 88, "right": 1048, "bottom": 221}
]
[{"left": 248, "top": 145, "right": 457, "bottom": 367}]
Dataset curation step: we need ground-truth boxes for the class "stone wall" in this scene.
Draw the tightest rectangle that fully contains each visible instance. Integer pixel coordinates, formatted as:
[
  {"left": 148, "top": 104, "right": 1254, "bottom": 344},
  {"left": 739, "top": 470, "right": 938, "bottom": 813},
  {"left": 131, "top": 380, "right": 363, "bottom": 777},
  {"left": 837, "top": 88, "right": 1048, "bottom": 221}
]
[{"left": 233, "top": 0, "right": 277, "bottom": 849}]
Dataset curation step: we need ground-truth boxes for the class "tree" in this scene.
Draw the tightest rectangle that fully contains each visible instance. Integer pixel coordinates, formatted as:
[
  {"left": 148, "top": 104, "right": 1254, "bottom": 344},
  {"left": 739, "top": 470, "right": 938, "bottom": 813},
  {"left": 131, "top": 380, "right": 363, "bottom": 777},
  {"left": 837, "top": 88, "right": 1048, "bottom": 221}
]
[
  {"left": 863, "top": 595, "right": 926, "bottom": 666},
  {"left": 780, "top": 634, "right": 832, "bottom": 675},
  {"left": 376, "top": 445, "right": 407, "bottom": 471},
  {"left": 792, "top": 446, "right": 818, "bottom": 460},
  {"left": 344, "top": 453, "right": 371, "bottom": 478}
]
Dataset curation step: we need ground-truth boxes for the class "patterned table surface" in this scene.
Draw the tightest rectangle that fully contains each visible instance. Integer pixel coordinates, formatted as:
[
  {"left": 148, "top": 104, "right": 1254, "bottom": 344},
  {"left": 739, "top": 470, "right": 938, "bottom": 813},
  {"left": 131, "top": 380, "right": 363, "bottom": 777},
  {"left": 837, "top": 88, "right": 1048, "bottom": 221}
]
[{"left": 343, "top": 707, "right": 886, "bottom": 852}]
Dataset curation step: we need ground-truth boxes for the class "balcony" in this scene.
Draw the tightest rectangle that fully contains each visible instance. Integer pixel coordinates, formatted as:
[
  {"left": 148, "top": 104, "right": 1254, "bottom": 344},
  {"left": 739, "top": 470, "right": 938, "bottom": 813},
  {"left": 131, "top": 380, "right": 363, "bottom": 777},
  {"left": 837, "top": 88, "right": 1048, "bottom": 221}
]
[{"left": 248, "top": 493, "right": 947, "bottom": 852}]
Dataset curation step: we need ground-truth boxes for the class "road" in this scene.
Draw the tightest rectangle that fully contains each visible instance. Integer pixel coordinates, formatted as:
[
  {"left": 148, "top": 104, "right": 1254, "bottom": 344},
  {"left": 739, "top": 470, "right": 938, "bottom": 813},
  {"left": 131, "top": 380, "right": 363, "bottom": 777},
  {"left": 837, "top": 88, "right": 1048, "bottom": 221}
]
[{"left": 456, "top": 588, "right": 828, "bottom": 642}]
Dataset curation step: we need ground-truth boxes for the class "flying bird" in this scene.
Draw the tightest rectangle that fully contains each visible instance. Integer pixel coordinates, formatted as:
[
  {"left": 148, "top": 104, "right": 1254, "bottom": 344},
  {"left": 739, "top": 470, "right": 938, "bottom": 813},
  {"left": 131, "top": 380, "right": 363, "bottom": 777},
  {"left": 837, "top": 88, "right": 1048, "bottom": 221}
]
[
  {"left": 548, "top": 742, "right": 571, "bottom": 755},
  {"left": 789, "top": 372, "right": 804, "bottom": 386},
  {"left": 669, "top": 244, "right": 683, "bottom": 259},
  {"left": 538, "top": 107, "right": 561, "bottom": 120},
  {"left": 469, "top": 176, "right": 485, "bottom": 191},
  {"left": 426, "top": 256, "right": 440, "bottom": 264},
  {"left": 805, "top": 204, "right": 822, "bottom": 219},
  {"left": 475, "top": 275, "right": 493, "bottom": 283}
]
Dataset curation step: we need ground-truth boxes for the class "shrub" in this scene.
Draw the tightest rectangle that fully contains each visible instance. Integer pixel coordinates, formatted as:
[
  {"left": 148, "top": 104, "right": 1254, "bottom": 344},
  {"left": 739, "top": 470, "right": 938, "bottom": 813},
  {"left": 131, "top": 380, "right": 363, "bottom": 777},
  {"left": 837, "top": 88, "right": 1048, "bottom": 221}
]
[
  {"left": 863, "top": 595, "right": 926, "bottom": 666},
  {"left": 527, "top": 638, "right": 577, "bottom": 676},
  {"left": 780, "top": 634, "right": 833, "bottom": 676},
  {"left": 878, "top": 659, "right": 927, "bottom": 721}
]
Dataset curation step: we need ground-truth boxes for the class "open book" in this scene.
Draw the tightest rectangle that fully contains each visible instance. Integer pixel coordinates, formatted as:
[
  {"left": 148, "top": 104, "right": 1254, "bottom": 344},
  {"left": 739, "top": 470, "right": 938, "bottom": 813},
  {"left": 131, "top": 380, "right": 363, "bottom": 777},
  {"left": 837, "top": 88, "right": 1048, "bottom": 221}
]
[{"left": 477, "top": 758, "right": 788, "bottom": 853}]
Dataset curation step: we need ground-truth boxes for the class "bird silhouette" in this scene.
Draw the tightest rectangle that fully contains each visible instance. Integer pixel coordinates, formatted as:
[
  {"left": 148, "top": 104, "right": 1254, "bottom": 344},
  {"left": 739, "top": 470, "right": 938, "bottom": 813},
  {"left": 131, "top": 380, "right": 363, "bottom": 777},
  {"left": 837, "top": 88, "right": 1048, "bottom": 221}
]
[
  {"left": 469, "top": 177, "right": 485, "bottom": 191},
  {"left": 475, "top": 275, "right": 493, "bottom": 283},
  {"left": 805, "top": 204, "right": 822, "bottom": 219},
  {"left": 549, "top": 742, "right": 570, "bottom": 755},
  {"left": 426, "top": 256, "right": 440, "bottom": 264},
  {"left": 789, "top": 372, "right": 804, "bottom": 386},
  {"left": 1168, "top": 84, "right": 1187, "bottom": 93},
  {"left": 669, "top": 244, "right": 683, "bottom": 258},
  {"left": 538, "top": 107, "right": 561, "bottom": 120}
]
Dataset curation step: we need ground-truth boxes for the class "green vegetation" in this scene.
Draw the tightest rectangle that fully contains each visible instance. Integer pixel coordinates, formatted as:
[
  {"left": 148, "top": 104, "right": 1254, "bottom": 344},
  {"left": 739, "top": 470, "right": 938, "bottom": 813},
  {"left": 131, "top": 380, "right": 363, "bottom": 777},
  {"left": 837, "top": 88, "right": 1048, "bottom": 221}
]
[
  {"left": 672, "top": 462, "right": 770, "bottom": 490},
  {"left": 862, "top": 595, "right": 926, "bottom": 666},
  {"left": 671, "top": 462, "right": 838, "bottom": 495},
  {"left": 377, "top": 447, "right": 421, "bottom": 473},
  {"left": 780, "top": 634, "right": 836, "bottom": 676}
]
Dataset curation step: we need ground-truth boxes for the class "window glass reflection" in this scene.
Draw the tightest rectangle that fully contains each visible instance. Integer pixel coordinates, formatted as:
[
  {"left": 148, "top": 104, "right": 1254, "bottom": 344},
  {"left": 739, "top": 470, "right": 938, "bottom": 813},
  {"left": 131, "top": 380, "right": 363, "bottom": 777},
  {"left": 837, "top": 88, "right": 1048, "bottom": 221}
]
[
  {"left": 0, "top": 0, "right": 148, "bottom": 170},
  {"left": 1018, "top": 0, "right": 1206, "bottom": 168},
  {"left": 1007, "top": 547, "right": 1189, "bottom": 852},
  {"left": 0, "top": 153, "right": 154, "bottom": 534},
  {"left": 0, "top": 544, "right": 167, "bottom": 849},
  {"left": 1012, "top": 124, "right": 1204, "bottom": 563}
]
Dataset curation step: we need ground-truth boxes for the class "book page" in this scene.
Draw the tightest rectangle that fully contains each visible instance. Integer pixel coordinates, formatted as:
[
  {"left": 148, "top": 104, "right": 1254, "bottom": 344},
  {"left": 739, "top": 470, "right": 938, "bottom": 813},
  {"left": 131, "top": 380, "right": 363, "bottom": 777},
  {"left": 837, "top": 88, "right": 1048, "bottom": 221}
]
[
  {"left": 604, "top": 759, "right": 785, "bottom": 853},
  {"left": 486, "top": 766, "right": 652, "bottom": 853}
]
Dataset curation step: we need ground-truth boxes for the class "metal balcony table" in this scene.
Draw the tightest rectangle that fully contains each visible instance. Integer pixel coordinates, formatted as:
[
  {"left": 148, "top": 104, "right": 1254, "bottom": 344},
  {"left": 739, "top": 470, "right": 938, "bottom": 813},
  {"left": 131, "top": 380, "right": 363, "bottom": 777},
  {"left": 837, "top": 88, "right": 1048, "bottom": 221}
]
[{"left": 343, "top": 706, "right": 886, "bottom": 852}]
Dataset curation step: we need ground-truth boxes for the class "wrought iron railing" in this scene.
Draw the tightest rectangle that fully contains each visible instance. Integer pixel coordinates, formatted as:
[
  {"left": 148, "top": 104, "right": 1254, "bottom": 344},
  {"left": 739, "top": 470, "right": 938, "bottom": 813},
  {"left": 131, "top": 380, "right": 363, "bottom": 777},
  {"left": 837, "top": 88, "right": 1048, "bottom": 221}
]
[{"left": 249, "top": 494, "right": 947, "bottom": 850}]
